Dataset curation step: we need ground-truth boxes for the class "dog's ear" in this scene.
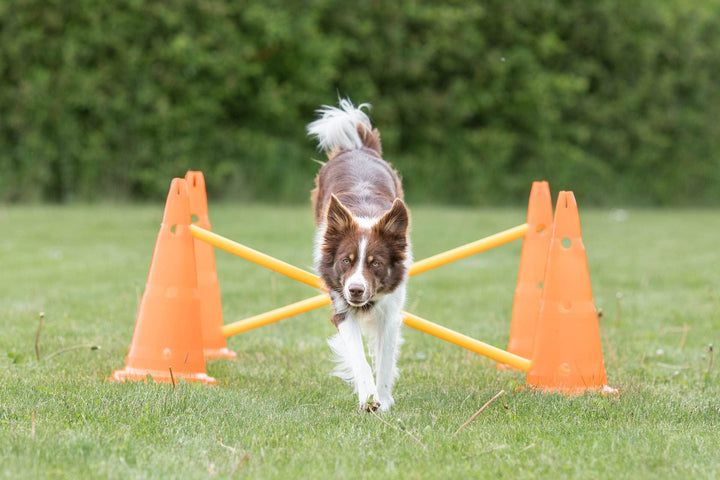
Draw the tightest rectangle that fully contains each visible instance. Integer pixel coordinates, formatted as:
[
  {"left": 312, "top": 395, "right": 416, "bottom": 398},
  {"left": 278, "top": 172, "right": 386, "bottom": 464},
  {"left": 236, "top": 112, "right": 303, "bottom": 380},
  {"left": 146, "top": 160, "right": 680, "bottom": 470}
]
[
  {"left": 374, "top": 198, "right": 409, "bottom": 240},
  {"left": 325, "top": 194, "right": 356, "bottom": 236}
]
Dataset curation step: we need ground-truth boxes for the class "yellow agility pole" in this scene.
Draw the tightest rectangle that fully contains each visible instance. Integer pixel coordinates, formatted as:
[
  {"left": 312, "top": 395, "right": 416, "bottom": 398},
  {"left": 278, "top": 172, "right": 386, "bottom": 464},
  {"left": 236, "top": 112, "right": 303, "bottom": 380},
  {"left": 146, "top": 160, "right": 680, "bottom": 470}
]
[
  {"left": 222, "top": 293, "right": 331, "bottom": 338},
  {"left": 409, "top": 223, "right": 528, "bottom": 277},
  {"left": 192, "top": 222, "right": 528, "bottom": 288},
  {"left": 402, "top": 312, "right": 532, "bottom": 372},
  {"left": 194, "top": 222, "right": 530, "bottom": 343},
  {"left": 189, "top": 224, "right": 324, "bottom": 290}
]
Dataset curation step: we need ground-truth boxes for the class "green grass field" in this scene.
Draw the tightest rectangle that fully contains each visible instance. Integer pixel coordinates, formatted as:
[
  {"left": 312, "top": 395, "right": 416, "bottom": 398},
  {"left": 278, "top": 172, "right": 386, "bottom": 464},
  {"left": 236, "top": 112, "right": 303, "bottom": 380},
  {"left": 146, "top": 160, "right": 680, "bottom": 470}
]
[{"left": 1, "top": 202, "right": 718, "bottom": 479}]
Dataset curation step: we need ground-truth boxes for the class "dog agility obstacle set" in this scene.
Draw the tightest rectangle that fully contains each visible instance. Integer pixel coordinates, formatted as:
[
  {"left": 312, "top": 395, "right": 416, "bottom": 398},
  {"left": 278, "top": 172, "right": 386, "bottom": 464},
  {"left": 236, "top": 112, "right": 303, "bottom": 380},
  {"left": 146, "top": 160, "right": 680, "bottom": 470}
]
[{"left": 111, "top": 171, "right": 613, "bottom": 394}]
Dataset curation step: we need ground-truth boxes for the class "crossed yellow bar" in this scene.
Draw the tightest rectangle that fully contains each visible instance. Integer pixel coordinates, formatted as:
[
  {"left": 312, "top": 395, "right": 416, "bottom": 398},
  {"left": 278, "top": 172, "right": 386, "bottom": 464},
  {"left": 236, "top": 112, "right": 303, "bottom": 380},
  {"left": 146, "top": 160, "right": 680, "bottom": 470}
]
[{"left": 189, "top": 223, "right": 532, "bottom": 372}]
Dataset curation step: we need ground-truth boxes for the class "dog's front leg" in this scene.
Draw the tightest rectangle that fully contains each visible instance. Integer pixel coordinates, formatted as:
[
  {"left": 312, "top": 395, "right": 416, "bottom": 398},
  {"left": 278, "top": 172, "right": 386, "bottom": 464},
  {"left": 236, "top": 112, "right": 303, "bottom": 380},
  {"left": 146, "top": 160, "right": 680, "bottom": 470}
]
[
  {"left": 374, "top": 312, "right": 403, "bottom": 412},
  {"left": 329, "top": 313, "right": 379, "bottom": 411}
]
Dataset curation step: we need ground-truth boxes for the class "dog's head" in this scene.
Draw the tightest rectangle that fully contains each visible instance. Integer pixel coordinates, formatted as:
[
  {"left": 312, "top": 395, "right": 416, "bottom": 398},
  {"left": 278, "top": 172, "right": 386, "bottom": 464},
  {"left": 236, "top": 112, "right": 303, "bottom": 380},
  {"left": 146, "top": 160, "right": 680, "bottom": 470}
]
[{"left": 320, "top": 195, "right": 409, "bottom": 308}]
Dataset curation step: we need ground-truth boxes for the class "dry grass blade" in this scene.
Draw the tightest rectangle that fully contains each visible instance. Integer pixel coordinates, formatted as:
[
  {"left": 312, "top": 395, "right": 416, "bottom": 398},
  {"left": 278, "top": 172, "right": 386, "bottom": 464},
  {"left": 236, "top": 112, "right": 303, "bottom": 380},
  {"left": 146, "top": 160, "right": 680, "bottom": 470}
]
[
  {"left": 35, "top": 312, "right": 45, "bottom": 361},
  {"left": 598, "top": 309, "right": 618, "bottom": 365},
  {"left": 218, "top": 436, "right": 249, "bottom": 475},
  {"left": 678, "top": 323, "right": 689, "bottom": 350},
  {"left": 230, "top": 453, "right": 250, "bottom": 475},
  {"left": 708, "top": 344, "right": 714, "bottom": 374},
  {"left": 41, "top": 344, "right": 101, "bottom": 362},
  {"left": 454, "top": 390, "right": 505, "bottom": 436},
  {"left": 369, "top": 409, "right": 427, "bottom": 450},
  {"left": 599, "top": 324, "right": 618, "bottom": 365},
  {"left": 218, "top": 437, "right": 238, "bottom": 453}
]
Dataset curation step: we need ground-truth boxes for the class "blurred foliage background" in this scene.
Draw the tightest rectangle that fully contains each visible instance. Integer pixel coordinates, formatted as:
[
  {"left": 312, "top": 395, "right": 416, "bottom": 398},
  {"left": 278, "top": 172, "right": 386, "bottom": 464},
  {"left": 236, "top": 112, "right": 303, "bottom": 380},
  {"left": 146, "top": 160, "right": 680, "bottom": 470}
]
[{"left": 1, "top": 0, "right": 719, "bottom": 205}]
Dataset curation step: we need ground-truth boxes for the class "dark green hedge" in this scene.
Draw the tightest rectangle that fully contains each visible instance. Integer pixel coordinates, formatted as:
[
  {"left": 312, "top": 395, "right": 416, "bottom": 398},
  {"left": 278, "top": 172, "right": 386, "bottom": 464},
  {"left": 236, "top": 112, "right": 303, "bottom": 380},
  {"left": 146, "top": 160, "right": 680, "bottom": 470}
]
[{"left": 1, "top": 0, "right": 719, "bottom": 205}]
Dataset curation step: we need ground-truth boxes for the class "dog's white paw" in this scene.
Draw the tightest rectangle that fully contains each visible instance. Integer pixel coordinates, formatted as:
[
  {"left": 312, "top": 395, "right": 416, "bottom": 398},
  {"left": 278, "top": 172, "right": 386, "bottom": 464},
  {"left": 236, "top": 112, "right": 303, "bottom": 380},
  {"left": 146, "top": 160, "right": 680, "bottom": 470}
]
[
  {"left": 361, "top": 397, "right": 381, "bottom": 412},
  {"left": 359, "top": 391, "right": 380, "bottom": 412},
  {"left": 376, "top": 394, "right": 395, "bottom": 412}
]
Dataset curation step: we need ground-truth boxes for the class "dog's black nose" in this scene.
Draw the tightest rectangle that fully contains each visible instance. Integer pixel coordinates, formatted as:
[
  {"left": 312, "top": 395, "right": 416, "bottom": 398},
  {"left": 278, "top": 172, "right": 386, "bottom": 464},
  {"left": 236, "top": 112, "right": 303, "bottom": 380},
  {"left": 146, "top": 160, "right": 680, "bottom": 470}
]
[{"left": 348, "top": 284, "right": 365, "bottom": 299}]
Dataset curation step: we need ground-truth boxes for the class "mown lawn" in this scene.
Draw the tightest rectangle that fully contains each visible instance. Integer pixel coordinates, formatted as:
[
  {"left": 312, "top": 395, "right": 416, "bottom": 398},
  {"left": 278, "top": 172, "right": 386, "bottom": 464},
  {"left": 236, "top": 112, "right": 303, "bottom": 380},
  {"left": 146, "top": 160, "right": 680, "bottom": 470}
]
[{"left": 1, "top": 201, "right": 718, "bottom": 479}]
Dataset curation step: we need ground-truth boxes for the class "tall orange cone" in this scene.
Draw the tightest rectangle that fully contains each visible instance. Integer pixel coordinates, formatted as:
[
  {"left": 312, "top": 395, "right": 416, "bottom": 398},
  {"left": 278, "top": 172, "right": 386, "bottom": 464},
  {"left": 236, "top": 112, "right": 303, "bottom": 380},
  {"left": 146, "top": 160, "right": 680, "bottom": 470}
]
[
  {"left": 111, "top": 178, "right": 216, "bottom": 385},
  {"left": 526, "top": 191, "right": 611, "bottom": 393},
  {"left": 500, "top": 181, "right": 554, "bottom": 368},
  {"left": 185, "top": 171, "right": 237, "bottom": 360}
]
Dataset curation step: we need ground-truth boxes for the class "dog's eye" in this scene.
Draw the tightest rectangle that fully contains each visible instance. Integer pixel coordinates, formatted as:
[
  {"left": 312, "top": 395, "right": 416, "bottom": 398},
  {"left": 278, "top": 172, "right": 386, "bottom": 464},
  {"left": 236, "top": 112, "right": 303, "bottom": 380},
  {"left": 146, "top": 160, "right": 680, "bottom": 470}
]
[
  {"left": 370, "top": 260, "right": 380, "bottom": 268},
  {"left": 342, "top": 258, "right": 351, "bottom": 265}
]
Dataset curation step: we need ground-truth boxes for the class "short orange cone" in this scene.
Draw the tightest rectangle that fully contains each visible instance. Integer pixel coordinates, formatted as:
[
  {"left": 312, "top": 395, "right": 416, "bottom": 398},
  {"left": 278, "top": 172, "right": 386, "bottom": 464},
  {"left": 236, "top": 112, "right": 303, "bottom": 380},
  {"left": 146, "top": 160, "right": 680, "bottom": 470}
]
[
  {"left": 111, "top": 178, "right": 216, "bottom": 385},
  {"left": 526, "top": 191, "right": 610, "bottom": 393},
  {"left": 500, "top": 181, "right": 554, "bottom": 368},
  {"left": 185, "top": 171, "right": 237, "bottom": 360}
]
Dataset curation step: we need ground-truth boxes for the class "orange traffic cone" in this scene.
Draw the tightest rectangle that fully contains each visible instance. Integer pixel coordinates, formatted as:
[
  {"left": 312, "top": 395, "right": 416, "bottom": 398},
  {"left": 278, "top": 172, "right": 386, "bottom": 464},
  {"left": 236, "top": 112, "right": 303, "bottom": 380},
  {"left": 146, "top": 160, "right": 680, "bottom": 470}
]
[
  {"left": 500, "top": 181, "right": 554, "bottom": 368},
  {"left": 526, "top": 191, "right": 611, "bottom": 393},
  {"left": 111, "top": 178, "right": 216, "bottom": 385},
  {"left": 185, "top": 171, "right": 237, "bottom": 360}
]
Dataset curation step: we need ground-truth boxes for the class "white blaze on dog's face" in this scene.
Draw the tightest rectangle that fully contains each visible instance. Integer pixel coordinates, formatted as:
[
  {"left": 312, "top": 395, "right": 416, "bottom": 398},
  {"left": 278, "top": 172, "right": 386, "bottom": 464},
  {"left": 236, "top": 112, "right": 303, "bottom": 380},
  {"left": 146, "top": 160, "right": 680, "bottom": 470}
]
[{"left": 320, "top": 195, "right": 409, "bottom": 308}]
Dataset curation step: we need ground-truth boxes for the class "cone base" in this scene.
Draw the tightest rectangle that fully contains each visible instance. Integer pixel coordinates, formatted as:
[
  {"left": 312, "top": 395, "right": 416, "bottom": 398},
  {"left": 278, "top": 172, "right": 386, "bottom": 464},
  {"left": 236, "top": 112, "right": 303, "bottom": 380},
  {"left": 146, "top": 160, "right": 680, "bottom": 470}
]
[
  {"left": 203, "top": 347, "right": 238, "bottom": 361},
  {"left": 110, "top": 366, "right": 217, "bottom": 385},
  {"left": 529, "top": 384, "right": 618, "bottom": 396}
]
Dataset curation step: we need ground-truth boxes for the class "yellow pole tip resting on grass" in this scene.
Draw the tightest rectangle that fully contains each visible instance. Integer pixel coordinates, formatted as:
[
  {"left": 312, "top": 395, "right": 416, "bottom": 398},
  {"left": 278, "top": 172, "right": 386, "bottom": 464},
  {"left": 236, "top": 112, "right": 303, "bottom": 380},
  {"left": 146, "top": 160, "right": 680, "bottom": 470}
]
[{"left": 401, "top": 312, "right": 532, "bottom": 372}]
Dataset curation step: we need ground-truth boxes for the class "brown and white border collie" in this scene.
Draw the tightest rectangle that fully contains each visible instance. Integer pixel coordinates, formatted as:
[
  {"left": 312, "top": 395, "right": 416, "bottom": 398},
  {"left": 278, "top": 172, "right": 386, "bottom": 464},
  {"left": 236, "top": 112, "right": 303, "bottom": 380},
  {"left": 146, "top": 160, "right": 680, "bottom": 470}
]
[{"left": 308, "top": 99, "right": 411, "bottom": 412}]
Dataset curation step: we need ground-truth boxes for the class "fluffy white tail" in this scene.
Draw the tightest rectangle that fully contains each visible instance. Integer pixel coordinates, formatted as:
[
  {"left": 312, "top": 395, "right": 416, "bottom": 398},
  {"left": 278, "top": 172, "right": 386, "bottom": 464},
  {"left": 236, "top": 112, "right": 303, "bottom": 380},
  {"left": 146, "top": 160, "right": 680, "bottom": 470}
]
[{"left": 307, "top": 98, "right": 373, "bottom": 153}]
